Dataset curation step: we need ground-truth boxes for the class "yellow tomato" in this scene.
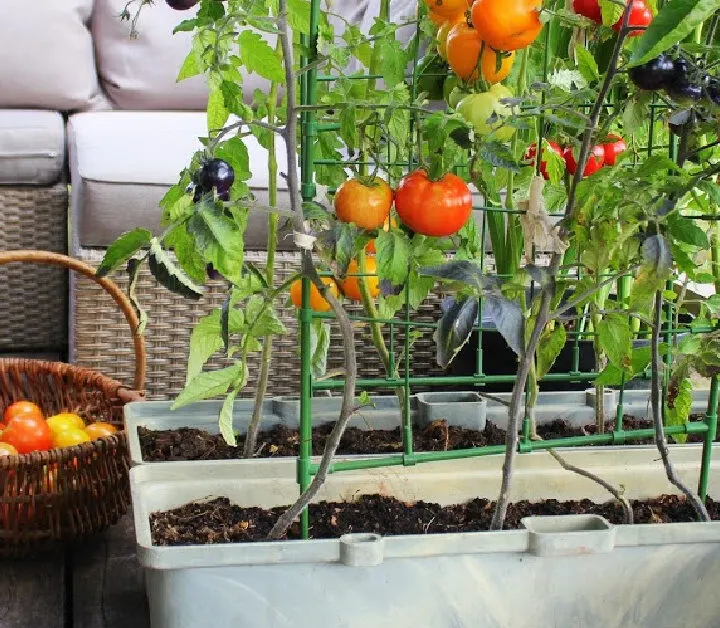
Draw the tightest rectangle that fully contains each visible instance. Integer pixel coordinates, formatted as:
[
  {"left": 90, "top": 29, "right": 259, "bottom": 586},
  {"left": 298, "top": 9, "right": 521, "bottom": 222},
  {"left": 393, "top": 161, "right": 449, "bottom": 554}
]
[
  {"left": 47, "top": 413, "right": 85, "bottom": 434},
  {"left": 53, "top": 428, "right": 91, "bottom": 448},
  {"left": 85, "top": 422, "right": 118, "bottom": 440}
]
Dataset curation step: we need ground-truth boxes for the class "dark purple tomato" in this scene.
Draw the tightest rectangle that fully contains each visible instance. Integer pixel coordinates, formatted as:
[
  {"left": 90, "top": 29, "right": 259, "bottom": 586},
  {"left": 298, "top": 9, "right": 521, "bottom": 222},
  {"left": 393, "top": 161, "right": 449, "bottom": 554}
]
[
  {"left": 165, "top": 0, "right": 199, "bottom": 9},
  {"left": 198, "top": 159, "right": 235, "bottom": 196},
  {"left": 665, "top": 58, "right": 703, "bottom": 102},
  {"left": 706, "top": 78, "right": 720, "bottom": 107},
  {"left": 628, "top": 54, "right": 675, "bottom": 91}
]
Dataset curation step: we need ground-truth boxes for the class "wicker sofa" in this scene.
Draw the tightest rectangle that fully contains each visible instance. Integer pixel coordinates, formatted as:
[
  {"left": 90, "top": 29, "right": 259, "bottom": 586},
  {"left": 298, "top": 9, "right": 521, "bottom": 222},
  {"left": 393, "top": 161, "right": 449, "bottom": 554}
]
[{"left": 0, "top": 0, "right": 445, "bottom": 399}]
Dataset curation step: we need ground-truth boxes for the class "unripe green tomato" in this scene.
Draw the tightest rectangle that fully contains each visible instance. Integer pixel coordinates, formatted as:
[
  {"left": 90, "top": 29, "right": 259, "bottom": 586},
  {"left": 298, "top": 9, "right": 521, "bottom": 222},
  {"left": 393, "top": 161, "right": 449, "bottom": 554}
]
[
  {"left": 457, "top": 87, "right": 515, "bottom": 141},
  {"left": 443, "top": 75, "right": 459, "bottom": 103},
  {"left": 447, "top": 86, "right": 469, "bottom": 110}
]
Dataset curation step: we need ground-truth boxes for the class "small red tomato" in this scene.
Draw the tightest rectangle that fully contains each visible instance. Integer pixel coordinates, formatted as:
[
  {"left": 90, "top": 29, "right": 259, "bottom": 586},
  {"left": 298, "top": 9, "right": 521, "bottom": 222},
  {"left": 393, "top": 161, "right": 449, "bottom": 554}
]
[
  {"left": 2, "top": 415, "right": 53, "bottom": 454},
  {"left": 572, "top": 0, "right": 602, "bottom": 23},
  {"left": 4, "top": 400, "right": 44, "bottom": 425},
  {"left": 613, "top": 0, "right": 652, "bottom": 37},
  {"left": 524, "top": 141, "right": 564, "bottom": 180},
  {"left": 602, "top": 134, "right": 627, "bottom": 167},
  {"left": 563, "top": 145, "right": 605, "bottom": 178}
]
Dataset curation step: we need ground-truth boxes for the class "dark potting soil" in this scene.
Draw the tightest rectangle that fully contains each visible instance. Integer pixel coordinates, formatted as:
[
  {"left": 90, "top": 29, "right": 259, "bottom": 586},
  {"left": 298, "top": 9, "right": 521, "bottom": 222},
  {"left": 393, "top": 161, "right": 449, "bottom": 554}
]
[
  {"left": 138, "top": 415, "right": 706, "bottom": 462},
  {"left": 151, "top": 494, "right": 720, "bottom": 546}
]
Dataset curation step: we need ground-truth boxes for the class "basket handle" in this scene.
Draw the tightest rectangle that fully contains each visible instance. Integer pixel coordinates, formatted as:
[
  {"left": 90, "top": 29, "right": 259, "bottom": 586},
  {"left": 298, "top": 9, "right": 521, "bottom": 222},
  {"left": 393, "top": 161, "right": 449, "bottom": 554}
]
[{"left": 0, "top": 250, "right": 146, "bottom": 392}]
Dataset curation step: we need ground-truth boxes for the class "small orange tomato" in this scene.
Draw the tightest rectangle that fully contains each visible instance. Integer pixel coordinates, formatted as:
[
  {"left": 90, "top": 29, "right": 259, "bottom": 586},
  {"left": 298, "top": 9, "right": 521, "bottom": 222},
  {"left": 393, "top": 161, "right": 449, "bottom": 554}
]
[
  {"left": 341, "top": 257, "right": 380, "bottom": 302},
  {"left": 437, "top": 13, "right": 465, "bottom": 60},
  {"left": 425, "top": 0, "right": 470, "bottom": 19},
  {"left": 289, "top": 277, "right": 340, "bottom": 313},
  {"left": 85, "top": 422, "right": 118, "bottom": 440},
  {"left": 4, "top": 400, "right": 44, "bottom": 425},
  {"left": 334, "top": 177, "right": 393, "bottom": 230}
]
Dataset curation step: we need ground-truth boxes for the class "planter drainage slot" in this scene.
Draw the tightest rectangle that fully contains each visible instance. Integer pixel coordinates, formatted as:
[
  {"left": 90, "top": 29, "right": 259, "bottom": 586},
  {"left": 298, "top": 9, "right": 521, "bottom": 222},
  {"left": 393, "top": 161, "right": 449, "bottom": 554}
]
[
  {"left": 522, "top": 514, "right": 615, "bottom": 557},
  {"left": 416, "top": 391, "right": 487, "bottom": 430},
  {"left": 339, "top": 533, "right": 385, "bottom": 567}
]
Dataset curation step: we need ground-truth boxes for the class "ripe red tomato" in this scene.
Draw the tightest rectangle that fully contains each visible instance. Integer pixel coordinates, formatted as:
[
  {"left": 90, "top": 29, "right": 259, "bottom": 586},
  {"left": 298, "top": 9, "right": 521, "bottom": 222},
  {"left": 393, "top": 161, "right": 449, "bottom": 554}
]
[
  {"left": 2, "top": 415, "right": 53, "bottom": 454},
  {"left": 572, "top": 0, "right": 601, "bottom": 22},
  {"left": 524, "top": 141, "right": 564, "bottom": 180},
  {"left": 394, "top": 170, "right": 473, "bottom": 237},
  {"left": 602, "top": 134, "right": 627, "bottom": 167},
  {"left": 613, "top": 0, "right": 652, "bottom": 37},
  {"left": 563, "top": 145, "right": 605, "bottom": 178},
  {"left": 4, "top": 400, "right": 44, "bottom": 425}
]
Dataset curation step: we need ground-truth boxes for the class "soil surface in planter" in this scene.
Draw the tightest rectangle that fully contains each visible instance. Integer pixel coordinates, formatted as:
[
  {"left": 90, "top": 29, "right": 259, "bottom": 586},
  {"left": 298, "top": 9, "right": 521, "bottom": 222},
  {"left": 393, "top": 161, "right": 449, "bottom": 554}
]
[
  {"left": 139, "top": 416, "right": 705, "bottom": 462},
  {"left": 151, "top": 494, "right": 720, "bottom": 546}
]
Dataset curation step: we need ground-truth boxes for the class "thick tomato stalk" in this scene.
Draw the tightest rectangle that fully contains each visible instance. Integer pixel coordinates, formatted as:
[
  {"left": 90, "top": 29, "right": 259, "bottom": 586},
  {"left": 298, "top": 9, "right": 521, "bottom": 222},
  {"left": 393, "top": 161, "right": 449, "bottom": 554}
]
[{"left": 394, "top": 170, "right": 473, "bottom": 237}]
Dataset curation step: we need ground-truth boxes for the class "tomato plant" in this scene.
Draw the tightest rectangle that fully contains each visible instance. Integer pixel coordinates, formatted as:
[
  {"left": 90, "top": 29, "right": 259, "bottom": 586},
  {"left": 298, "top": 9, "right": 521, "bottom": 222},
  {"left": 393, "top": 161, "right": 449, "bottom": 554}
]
[{"left": 394, "top": 170, "right": 472, "bottom": 237}]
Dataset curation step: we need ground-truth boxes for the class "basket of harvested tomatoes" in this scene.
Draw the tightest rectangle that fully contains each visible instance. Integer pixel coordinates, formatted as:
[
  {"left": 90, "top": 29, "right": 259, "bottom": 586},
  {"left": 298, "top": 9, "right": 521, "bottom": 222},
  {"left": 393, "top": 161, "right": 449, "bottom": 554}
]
[{"left": 0, "top": 251, "right": 145, "bottom": 557}]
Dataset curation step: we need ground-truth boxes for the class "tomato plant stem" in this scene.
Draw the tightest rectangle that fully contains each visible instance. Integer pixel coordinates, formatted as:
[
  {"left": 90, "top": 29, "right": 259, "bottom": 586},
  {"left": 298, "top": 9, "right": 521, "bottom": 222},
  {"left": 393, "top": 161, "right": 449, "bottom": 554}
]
[{"left": 651, "top": 290, "right": 709, "bottom": 522}]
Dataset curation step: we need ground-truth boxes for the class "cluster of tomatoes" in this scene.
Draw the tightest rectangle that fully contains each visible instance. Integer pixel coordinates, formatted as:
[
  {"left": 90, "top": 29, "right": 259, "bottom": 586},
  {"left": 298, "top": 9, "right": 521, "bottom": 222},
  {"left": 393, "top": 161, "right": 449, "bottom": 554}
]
[
  {"left": 573, "top": 0, "right": 652, "bottom": 36},
  {"left": 524, "top": 134, "right": 627, "bottom": 180},
  {"left": 290, "top": 170, "right": 474, "bottom": 311},
  {"left": 0, "top": 401, "right": 118, "bottom": 457},
  {"left": 630, "top": 54, "right": 720, "bottom": 107}
]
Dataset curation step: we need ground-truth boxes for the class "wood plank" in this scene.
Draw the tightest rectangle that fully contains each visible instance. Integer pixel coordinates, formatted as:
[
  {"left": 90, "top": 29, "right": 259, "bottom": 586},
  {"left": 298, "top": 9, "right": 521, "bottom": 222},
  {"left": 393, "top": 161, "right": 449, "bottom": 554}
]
[
  {"left": 0, "top": 551, "right": 65, "bottom": 628},
  {"left": 72, "top": 515, "right": 149, "bottom": 628}
]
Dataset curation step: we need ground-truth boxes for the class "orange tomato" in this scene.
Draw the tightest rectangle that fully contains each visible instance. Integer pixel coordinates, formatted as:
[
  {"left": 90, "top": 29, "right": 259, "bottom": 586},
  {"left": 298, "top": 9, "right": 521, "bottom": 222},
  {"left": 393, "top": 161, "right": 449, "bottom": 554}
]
[
  {"left": 85, "top": 422, "right": 118, "bottom": 440},
  {"left": 366, "top": 216, "right": 398, "bottom": 254},
  {"left": 341, "top": 257, "right": 380, "bottom": 302},
  {"left": 425, "top": 0, "right": 470, "bottom": 19},
  {"left": 437, "top": 14, "right": 465, "bottom": 60},
  {"left": 446, "top": 22, "right": 483, "bottom": 81},
  {"left": 53, "top": 428, "right": 91, "bottom": 448},
  {"left": 2, "top": 415, "right": 53, "bottom": 454},
  {"left": 0, "top": 442, "right": 18, "bottom": 456},
  {"left": 480, "top": 48, "right": 515, "bottom": 84},
  {"left": 471, "top": 0, "right": 542, "bottom": 51},
  {"left": 290, "top": 277, "right": 340, "bottom": 313},
  {"left": 428, "top": 10, "right": 448, "bottom": 26},
  {"left": 4, "top": 400, "right": 44, "bottom": 425},
  {"left": 334, "top": 177, "right": 393, "bottom": 230}
]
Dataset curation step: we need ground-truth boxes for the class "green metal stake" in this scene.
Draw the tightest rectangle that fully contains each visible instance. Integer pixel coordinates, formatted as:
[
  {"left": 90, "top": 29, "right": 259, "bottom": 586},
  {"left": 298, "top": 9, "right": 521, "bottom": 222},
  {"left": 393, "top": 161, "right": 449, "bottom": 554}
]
[
  {"left": 298, "top": 278, "right": 313, "bottom": 539},
  {"left": 699, "top": 374, "right": 719, "bottom": 501}
]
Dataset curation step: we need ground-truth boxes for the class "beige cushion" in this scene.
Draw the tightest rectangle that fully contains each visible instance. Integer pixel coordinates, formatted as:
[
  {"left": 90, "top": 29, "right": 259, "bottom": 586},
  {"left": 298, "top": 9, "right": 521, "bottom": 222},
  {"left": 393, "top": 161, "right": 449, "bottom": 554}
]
[
  {"left": 0, "top": 111, "right": 65, "bottom": 185},
  {"left": 92, "top": 0, "right": 277, "bottom": 110},
  {"left": 68, "top": 111, "right": 296, "bottom": 250},
  {"left": 0, "top": 0, "right": 105, "bottom": 111}
]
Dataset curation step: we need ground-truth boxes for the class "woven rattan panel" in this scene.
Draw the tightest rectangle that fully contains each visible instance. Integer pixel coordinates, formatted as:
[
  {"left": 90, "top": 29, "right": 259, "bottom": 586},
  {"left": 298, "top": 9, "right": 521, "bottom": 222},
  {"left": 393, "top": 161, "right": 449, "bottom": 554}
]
[
  {"left": 0, "top": 184, "right": 69, "bottom": 353},
  {"left": 74, "top": 248, "right": 445, "bottom": 400}
]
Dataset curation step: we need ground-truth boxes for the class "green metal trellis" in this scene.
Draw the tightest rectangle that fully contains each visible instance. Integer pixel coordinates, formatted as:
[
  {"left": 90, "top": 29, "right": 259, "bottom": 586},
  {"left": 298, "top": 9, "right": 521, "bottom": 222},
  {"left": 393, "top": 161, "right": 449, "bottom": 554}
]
[{"left": 294, "top": 0, "right": 719, "bottom": 539}]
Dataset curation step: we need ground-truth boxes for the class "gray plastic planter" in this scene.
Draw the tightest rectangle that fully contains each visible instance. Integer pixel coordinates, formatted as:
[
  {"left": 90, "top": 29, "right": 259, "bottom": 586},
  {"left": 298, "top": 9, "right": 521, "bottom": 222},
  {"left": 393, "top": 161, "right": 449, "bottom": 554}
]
[
  {"left": 125, "top": 388, "right": 713, "bottom": 466},
  {"left": 132, "top": 448, "right": 720, "bottom": 628}
]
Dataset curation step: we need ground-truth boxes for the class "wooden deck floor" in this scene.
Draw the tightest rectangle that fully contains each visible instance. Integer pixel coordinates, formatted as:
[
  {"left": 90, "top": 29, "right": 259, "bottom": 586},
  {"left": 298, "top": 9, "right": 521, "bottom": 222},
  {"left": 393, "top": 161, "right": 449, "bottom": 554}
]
[{"left": 0, "top": 516, "right": 149, "bottom": 628}]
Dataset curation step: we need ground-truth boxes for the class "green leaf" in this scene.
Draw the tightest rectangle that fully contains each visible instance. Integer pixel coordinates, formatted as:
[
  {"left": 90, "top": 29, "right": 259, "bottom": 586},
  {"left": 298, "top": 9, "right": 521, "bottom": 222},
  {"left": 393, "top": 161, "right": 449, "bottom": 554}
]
[
  {"left": 218, "top": 389, "right": 239, "bottom": 447},
  {"left": 164, "top": 225, "right": 207, "bottom": 284},
  {"left": 148, "top": 238, "right": 204, "bottom": 300},
  {"left": 597, "top": 313, "right": 632, "bottom": 368},
  {"left": 665, "top": 377, "right": 693, "bottom": 444},
  {"left": 434, "top": 296, "right": 478, "bottom": 369},
  {"left": 630, "top": 0, "right": 720, "bottom": 67},
  {"left": 377, "top": 229, "right": 411, "bottom": 285},
  {"left": 666, "top": 213, "right": 709, "bottom": 248},
  {"left": 177, "top": 37, "right": 203, "bottom": 81},
  {"left": 171, "top": 363, "right": 244, "bottom": 410},
  {"left": 287, "top": 0, "right": 311, "bottom": 33},
  {"left": 208, "top": 79, "right": 230, "bottom": 131},
  {"left": 537, "top": 324, "right": 566, "bottom": 379},
  {"left": 599, "top": 0, "right": 624, "bottom": 26},
  {"left": 631, "top": 344, "right": 652, "bottom": 374},
  {"left": 479, "top": 141, "right": 520, "bottom": 171},
  {"left": 623, "top": 93, "right": 651, "bottom": 135},
  {"left": 245, "top": 294, "right": 287, "bottom": 337},
  {"left": 97, "top": 228, "right": 152, "bottom": 277},
  {"left": 238, "top": 31, "right": 284, "bottom": 82},
  {"left": 186, "top": 311, "right": 225, "bottom": 384},
  {"left": 575, "top": 44, "right": 600, "bottom": 83},
  {"left": 594, "top": 363, "right": 628, "bottom": 386},
  {"left": 309, "top": 319, "right": 331, "bottom": 378},
  {"left": 188, "top": 203, "right": 245, "bottom": 283}
]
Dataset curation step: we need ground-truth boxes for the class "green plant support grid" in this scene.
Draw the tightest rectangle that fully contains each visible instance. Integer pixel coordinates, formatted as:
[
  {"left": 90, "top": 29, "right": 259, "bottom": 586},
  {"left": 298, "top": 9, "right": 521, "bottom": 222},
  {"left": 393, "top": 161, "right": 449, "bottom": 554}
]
[{"left": 295, "top": 0, "right": 719, "bottom": 538}]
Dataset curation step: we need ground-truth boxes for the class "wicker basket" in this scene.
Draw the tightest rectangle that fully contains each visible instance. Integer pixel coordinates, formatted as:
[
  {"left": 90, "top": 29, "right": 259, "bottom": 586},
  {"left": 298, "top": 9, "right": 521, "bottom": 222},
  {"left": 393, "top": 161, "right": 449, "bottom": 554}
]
[{"left": 0, "top": 251, "right": 145, "bottom": 557}]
